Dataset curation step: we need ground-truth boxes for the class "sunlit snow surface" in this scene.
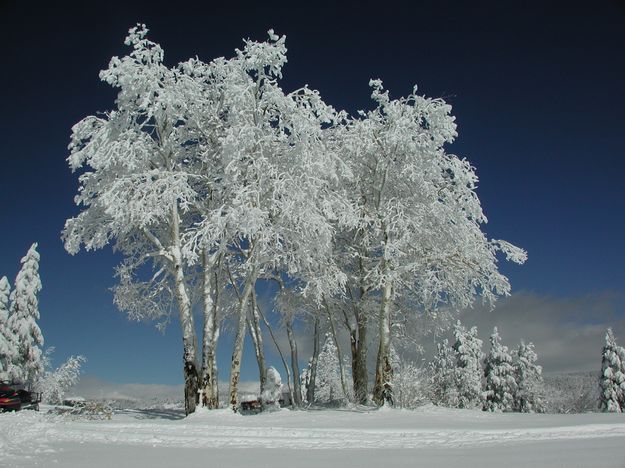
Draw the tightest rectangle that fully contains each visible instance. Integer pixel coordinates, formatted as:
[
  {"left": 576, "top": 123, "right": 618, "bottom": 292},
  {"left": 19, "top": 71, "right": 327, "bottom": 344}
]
[{"left": 1, "top": 405, "right": 625, "bottom": 467}]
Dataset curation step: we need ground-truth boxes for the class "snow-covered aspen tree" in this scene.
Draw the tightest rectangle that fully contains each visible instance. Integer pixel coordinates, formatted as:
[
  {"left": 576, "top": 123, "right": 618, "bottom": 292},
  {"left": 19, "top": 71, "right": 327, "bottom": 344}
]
[
  {"left": 599, "top": 328, "right": 625, "bottom": 412},
  {"left": 338, "top": 80, "right": 527, "bottom": 406},
  {"left": 181, "top": 30, "right": 348, "bottom": 411},
  {"left": 513, "top": 340, "right": 544, "bottom": 413},
  {"left": 0, "top": 276, "right": 18, "bottom": 381},
  {"left": 63, "top": 25, "right": 205, "bottom": 414},
  {"left": 483, "top": 327, "right": 516, "bottom": 412},
  {"left": 8, "top": 243, "right": 44, "bottom": 388},
  {"left": 452, "top": 321, "right": 484, "bottom": 408}
]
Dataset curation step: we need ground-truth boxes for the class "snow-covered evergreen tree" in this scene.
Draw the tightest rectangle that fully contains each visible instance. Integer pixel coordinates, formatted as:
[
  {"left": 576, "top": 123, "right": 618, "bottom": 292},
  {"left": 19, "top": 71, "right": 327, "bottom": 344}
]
[
  {"left": 0, "top": 276, "right": 18, "bottom": 381},
  {"left": 315, "top": 332, "right": 345, "bottom": 404},
  {"left": 452, "top": 321, "right": 483, "bottom": 409},
  {"left": 599, "top": 328, "right": 625, "bottom": 413},
  {"left": 513, "top": 341, "right": 544, "bottom": 413},
  {"left": 7, "top": 243, "right": 44, "bottom": 388},
  {"left": 483, "top": 327, "right": 516, "bottom": 412},
  {"left": 430, "top": 339, "right": 459, "bottom": 407},
  {"left": 617, "top": 344, "right": 625, "bottom": 410}
]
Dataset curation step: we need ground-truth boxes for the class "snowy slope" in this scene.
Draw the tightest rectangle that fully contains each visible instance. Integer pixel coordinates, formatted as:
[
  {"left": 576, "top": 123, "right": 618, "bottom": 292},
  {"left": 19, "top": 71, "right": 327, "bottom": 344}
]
[{"left": 1, "top": 405, "right": 624, "bottom": 467}]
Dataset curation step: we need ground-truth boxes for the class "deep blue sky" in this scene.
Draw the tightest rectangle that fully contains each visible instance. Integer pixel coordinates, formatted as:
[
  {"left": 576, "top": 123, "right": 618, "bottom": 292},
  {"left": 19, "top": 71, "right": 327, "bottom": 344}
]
[{"left": 0, "top": 0, "right": 624, "bottom": 384}]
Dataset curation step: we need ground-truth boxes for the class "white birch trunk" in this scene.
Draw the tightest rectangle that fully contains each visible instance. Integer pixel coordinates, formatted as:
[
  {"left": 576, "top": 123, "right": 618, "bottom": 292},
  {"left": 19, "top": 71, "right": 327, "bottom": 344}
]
[
  {"left": 170, "top": 203, "right": 199, "bottom": 415},
  {"left": 228, "top": 272, "right": 256, "bottom": 412},
  {"left": 285, "top": 312, "right": 302, "bottom": 406},
  {"left": 306, "top": 310, "right": 321, "bottom": 404},
  {"left": 325, "top": 300, "right": 351, "bottom": 403},
  {"left": 247, "top": 292, "right": 266, "bottom": 400},
  {"left": 373, "top": 279, "right": 393, "bottom": 406},
  {"left": 255, "top": 296, "right": 295, "bottom": 408},
  {"left": 200, "top": 250, "right": 219, "bottom": 409}
]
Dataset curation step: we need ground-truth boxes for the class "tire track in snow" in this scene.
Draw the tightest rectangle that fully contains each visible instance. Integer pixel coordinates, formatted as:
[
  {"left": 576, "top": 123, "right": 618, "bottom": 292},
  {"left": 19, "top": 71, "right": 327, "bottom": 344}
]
[{"left": 42, "top": 421, "right": 625, "bottom": 450}]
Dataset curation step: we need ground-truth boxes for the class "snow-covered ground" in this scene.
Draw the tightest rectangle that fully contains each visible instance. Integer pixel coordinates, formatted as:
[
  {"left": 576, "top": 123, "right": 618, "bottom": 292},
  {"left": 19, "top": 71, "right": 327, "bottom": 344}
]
[{"left": 1, "top": 405, "right": 624, "bottom": 467}]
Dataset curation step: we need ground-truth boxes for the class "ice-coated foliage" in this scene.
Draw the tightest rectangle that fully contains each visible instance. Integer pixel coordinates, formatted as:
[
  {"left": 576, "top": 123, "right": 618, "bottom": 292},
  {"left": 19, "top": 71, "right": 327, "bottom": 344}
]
[
  {"left": 62, "top": 24, "right": 224, "bottom": 414},
  {"left": 335, "top": 79, "right": 526, "bottom": 405},
  {"left": 180, "top": 28, "right": 351, "bottom": 297},
  {"left": 63, "top": 24, "right": 528, "bottom": 412},
  {"left": 452, "top": 321, "right": 484, "bottom": 409},
  {"left": 430, "top": 339, "right": 459, "bottom": 407},
  {"left": 389, "top": 346, "right": 430, "bottom": 408},
  {"left": 513, "top": 341, "right": 544, "bottom": 413},
  {"left": 63, "top": 24, "right": 355, "bottom": 413},
  {"left": 0, "top": 276, "right": 18, "bottom": 381},
  {"left": 599, "top": 328, "right": 625, "bottom": 413},
  {"left": 37, "top": 354, "right": 86, "bottom": 405},
  {"left": 483, "top": 327, "right": 516, "bottom": 412},
  {"left": 7, "top": 243, "right": 44, "bottom": 387}
]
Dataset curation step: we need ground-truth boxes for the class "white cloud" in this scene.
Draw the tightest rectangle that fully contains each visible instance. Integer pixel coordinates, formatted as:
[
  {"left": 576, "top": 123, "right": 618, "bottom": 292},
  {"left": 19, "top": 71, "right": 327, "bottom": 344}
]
[{"left": 450, "top": 290, "right": 625, "bottom": 373}]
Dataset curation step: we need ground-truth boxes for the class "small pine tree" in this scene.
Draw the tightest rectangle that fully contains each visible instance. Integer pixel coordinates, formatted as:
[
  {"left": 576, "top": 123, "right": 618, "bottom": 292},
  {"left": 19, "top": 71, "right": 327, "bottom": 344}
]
[
  {"left": 0, "top": 276, "right": 18, "bottom": 381},
  {"left": 37, "top": 353, "right": 86, "bottom": 405},
  {"left": 513, "top": 341, "right": 544, "bottom": 413},
  {"left": 430, "top": 339, "right": 459, "bottom": 407},
  {"left": 483, "top": 327, "right": 516, "bottom": 412},
  {"left": 452, "top": 321, "right": 484, "bottom": 409},
  {"left": 599, "top": 328, "right": 625, "bottom": 413},
  {"left": 7, "top": 243, "right": 44, "bottom": 388},
  {"left": 315, "top": 332, "right": 343, "bottom": 404}
]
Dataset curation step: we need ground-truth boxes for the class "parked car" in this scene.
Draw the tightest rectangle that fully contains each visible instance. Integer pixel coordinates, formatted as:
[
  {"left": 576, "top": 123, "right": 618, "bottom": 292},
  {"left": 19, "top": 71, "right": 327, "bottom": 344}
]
[
  {"left": 0, "top": 382, "right": 41, "bottom": 412},
  {"left": 0, "top": 382, "right": 22, "bottom": 412}
]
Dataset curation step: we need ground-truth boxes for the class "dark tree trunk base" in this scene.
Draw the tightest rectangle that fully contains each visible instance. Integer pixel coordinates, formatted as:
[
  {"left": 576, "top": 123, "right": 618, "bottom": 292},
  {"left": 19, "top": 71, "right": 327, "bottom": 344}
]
[{"left": 184, "top": 359, "right": 199, "bottom": 415}]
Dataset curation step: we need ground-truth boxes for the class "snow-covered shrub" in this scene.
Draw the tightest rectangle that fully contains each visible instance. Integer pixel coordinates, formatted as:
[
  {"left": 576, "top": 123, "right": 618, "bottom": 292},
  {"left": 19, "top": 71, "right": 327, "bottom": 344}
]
[
  {"left": 542, "top": 372, "right": 598, "bottom": 413},
  {"left": 51, "top": 401, "right": 113, "bottom": 420},
  {"left": 261, "top": 366, "right": 283, "bottom": 410},
  {"left": 390, "top": 347, "right": 430, "bottom": 408},
  {"left": 483, "top": 327, "right": 517, "bottom": 412}
]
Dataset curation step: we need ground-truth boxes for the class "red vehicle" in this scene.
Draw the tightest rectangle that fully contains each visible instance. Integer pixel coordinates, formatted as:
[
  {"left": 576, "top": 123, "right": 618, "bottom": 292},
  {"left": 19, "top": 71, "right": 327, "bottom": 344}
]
[{"left": 0, "top": 382, "right": 41, "bottom": 412}]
